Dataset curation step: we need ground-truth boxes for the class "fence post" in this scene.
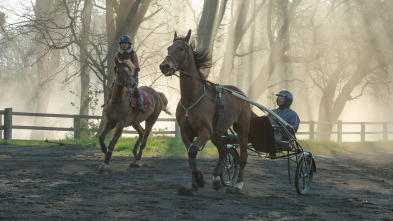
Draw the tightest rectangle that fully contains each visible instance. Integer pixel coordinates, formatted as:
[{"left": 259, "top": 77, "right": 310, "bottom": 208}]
[
  {"left": 73, "top": 115, "right": 81, "bottom": 140},
  {"left": 4, "top": 108, "right": 12, "bottom": 141},
  {"left": 309, "top": 120, "right": 315, "bottom": 140},
  {"left": 175, "top": 121, "right": 181, "bottom": 138},
  {"left": 383, "top": 122, "right": 388, "bottom": 141},
  {"left": 361, "top": 122, "right": 365, "bottom": 142},
  {"left": 0, "top": 112, "right": 2, "bottom": 140},
  {"left": 337, "top": 120, "right": 342, "bottom": 142}
]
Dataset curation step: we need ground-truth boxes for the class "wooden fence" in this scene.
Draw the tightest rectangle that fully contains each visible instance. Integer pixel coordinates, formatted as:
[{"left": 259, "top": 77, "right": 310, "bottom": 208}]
[
  {"left": 1, "top": 108, "right": 392, "bottom": 142},
  {"left": 0, "top": 108, "right": 179, "bottom": 141}
]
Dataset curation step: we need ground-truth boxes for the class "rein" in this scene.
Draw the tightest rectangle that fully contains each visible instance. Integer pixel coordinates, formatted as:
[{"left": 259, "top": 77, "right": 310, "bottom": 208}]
[{"left": 110, "top": 66, "right": 134, "bottom": 104}]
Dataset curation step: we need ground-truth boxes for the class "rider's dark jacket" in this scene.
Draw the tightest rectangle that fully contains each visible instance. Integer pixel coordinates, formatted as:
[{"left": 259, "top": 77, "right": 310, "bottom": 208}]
[{"left": 268, "top": 104, "right": 300, "bottom": 133}]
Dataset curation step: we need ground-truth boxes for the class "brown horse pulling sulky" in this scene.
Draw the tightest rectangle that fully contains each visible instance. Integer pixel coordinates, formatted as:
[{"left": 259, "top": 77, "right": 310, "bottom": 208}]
[
  {"left": 99, "top": 58, "right": 170, "bottom": 170},
  {"left": 159, "top": 30, "right": 252, "bottom": 195}
]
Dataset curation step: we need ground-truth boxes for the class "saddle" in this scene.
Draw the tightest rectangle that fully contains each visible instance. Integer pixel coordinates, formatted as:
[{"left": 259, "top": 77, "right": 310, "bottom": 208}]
[{"left": 128, "top": 90, "right": 152, "bottom": 108}]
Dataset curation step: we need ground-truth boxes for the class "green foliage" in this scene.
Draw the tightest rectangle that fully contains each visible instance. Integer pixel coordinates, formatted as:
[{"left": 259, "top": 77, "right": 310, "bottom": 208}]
[
  {"left": 1, "top": 137, "right": 392, "bottom": 156},
  {"left": 0, "top": 140, "right": 54, "bottom": 146}
]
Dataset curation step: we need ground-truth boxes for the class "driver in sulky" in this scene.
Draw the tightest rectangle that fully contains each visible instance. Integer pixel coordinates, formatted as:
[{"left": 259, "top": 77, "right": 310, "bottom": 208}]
[{"left": 268, "top": 89, "right": 300, "bottom": 151}]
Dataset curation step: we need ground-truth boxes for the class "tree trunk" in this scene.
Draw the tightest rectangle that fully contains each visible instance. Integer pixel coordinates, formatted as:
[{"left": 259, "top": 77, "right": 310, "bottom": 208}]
[
  {"left": 246, "top": 0, "right": 301, "bottom": 100},
  {"left": 79, "top": 0, "right": 94, "bottom": 136},
  {"left": 217, "top": 0, "right": 265, "bottom": 85}
]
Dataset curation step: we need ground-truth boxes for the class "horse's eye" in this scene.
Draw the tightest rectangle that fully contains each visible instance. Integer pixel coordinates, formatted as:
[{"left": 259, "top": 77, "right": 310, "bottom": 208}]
[{"left": 179, "top": 47, "right": 185, "bottom": 51}]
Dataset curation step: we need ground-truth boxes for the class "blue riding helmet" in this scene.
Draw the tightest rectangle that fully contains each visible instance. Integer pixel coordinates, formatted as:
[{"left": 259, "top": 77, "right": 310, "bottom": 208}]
[
  {"left": 276, "top": 89, "right": 293, "bottom": 106},
  {"left": 119, "top": 35, "right": 132, "bottom": 44}
]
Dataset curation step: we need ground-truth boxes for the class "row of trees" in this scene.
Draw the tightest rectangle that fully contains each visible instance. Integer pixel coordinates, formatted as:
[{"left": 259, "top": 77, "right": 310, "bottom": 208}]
[{"left": 1, "top": 0, "right": 392, "bottom": 139}]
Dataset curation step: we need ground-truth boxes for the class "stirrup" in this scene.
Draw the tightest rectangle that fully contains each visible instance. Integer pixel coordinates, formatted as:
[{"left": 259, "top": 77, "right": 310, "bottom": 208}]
[{"left": 137, "top": 106, "right": 146, "bottom": 113}]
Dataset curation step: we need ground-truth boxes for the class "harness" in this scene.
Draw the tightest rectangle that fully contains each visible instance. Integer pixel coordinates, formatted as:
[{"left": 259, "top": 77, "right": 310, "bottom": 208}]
[{"left": 165, "top": 40, "right": 223, "bottom": 147}]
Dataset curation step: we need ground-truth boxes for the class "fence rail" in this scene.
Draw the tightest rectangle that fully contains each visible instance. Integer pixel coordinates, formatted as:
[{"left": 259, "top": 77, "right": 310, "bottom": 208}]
[
  {"left": 1, "top": 108, "right": 392, "bottom": 142},
  {"left": 0, "top": 108, "right": 178, "bottom": 141}
]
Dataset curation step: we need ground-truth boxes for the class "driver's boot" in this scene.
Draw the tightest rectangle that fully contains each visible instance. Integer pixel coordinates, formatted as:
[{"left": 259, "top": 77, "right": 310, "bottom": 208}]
[{"left": 135, "top": 88, "right": 146, "bottom": 113}]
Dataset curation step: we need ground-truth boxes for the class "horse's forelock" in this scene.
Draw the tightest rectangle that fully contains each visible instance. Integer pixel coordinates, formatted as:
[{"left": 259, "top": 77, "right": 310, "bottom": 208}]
[{"left": 119, "top": 59, "right": 134, "bottom": 70}]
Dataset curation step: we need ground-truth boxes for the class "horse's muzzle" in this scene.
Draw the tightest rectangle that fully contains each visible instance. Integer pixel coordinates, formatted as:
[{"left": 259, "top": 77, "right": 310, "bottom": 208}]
[{"left": 159, "top": 63, "right": 175, "bottom": 76}]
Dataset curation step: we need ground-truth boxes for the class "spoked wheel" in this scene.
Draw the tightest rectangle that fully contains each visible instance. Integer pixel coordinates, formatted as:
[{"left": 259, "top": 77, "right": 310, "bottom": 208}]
[
  {"left": 220, "top": 147, "right": 239, "bottom": 187},
  {"left": 295, "top": 153, "right": 314, "bottom": 194}
]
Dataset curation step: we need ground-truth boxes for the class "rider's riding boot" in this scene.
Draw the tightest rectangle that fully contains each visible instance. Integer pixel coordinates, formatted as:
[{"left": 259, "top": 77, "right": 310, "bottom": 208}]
[{"left": 135, "top": 88, "right": 146, "bottom": 113}]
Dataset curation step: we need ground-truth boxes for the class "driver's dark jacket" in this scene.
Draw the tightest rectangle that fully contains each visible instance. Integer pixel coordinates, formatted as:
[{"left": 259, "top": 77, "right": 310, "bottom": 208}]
[{"left": 268, "top": 105, "right": 300, "bottom": 133}]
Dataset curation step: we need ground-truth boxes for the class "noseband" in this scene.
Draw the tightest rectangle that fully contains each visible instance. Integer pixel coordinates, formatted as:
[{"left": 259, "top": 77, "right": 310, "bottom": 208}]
[{"left": 165, "top": 40, "right": 190, "bottom": 75}]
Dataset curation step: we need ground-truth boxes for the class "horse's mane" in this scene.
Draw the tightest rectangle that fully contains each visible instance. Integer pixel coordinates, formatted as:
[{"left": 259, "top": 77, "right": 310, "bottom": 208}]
[
  {"left": 118, "top": 59, "right": 135, "bottom": 70},
  {"left": 174, "top": 36, "right": 212, "bottom": 80}
]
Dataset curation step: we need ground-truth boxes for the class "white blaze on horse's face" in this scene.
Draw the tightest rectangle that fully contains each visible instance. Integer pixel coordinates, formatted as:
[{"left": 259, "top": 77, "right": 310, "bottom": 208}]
[
  {"left": 118, "top": 66, "right": 136, "bottom": 89},
  {"left": 159, "top": 41, "right": 187, "bottom": 76}
]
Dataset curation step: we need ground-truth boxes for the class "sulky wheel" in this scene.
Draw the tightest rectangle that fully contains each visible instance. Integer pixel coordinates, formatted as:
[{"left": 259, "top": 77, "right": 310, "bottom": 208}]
[
  {"left": 295, "top": 153, "right": 314, "bottom": 194},
  {"left": 220, "top": 147, "right": 239, "bottom": 187}
]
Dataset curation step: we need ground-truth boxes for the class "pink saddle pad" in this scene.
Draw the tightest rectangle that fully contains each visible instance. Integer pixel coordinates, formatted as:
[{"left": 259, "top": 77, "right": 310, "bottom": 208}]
[{"left": 129, "top": 90, "right": 152, "bottom": 108}]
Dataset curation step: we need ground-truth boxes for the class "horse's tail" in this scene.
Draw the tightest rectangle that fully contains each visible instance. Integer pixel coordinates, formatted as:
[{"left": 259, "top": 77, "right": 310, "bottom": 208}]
[{"left": 157, "top": 92, "right": 172, "bottom": 116}]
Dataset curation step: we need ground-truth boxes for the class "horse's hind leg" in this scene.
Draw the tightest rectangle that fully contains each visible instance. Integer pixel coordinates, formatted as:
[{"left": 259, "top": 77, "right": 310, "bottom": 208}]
[
  {"left": 99, "top": 122, "right": 116, "bottom": 153},
  {"left": 233, "top": 120, "right": 250, "bottom": 191},
  {"left": 211, "top": 135, "right": 227, "bottom": 190},
  {"left": 135, "top": 114, "right": 158, "bottom": 160},
  {"left": 132, "top": 124, "right": 144, "bottom": 158}
]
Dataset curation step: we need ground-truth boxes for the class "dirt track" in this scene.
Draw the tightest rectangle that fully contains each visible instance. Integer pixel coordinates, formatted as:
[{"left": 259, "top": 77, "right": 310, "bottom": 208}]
[{"left": 1, "top": 145, "right": 392, "bottom": 220}]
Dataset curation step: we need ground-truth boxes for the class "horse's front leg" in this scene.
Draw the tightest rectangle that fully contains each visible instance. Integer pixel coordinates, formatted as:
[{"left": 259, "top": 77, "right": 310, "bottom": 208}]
[
  {"left": 99, "top": 121, "right": 125, "bottom": 171},
  {"left": 99, "top": 122, "right": 116, "bottom": 153},
  {"left": 187, "top": 131, "right": 211, "bottom": 194}
]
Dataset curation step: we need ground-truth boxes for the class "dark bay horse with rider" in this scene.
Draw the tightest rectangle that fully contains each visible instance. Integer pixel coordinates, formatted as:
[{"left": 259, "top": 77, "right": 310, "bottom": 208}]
[{"left": 160, "top": 30, "right": 252, "bottom": 195}]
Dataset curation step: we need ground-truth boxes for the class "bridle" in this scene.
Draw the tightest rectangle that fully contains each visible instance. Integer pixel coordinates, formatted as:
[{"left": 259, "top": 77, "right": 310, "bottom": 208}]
[
  {"left": 110, "top": 65, "right": 134, "bottom": 104},
  {"left": 165, "top": 40, "right": 191, "bottom": 76}
]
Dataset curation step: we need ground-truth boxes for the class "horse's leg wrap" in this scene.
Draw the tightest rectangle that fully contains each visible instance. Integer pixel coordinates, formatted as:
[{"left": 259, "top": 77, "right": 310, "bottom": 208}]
[
  {"left": 188, "top": 143, "right": 204, "bottom": 188},
  {"left": 188, "top": 142, "right": 199, "bottom": 159},
  {"left": 104, "top": 149, "right": 113, "bottom": 164}
]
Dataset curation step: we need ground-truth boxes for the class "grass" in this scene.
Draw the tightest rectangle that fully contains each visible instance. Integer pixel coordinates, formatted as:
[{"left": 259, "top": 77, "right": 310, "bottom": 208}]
[{"left": 1, "top": 136, "right": 392, "bottom": 157}]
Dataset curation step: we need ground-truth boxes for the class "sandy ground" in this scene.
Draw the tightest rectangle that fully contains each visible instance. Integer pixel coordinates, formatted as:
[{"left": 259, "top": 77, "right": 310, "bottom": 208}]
[{"left": 0, "top": 144, "right": 392, "bottom": 220}]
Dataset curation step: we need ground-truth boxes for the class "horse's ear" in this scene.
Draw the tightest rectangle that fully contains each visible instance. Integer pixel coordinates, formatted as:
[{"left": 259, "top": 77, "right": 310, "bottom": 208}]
[
  {"left": 174, "top": 31, "right": 177, "bottom": 40},
  {"left": 184, "top": 29, "right": 191, "bottom": 43}
]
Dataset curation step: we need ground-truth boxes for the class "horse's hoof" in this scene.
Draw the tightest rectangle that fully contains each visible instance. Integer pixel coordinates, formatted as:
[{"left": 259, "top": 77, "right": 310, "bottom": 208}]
[
  {"left": 193, "top": 171, "right": 205, "bottom": 188},
  {"left": 212, "top": 178, "right": 222, "bottom": 190},
  {"left": 177, "top": 185, "right": 197, "bottom": 196},
  {"left": 98, "top": 163, "right": 109, "bottom": 171}
]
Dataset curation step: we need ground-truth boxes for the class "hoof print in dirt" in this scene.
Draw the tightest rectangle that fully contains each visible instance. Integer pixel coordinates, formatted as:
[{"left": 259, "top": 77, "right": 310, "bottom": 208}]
[
  {"left": 177, "top": 185, "right": 197, "bottom": 196},
  {"left": 129, "top": 163, "right": 148, "bottom": 168},
  {"left": 225, "top": 187, "right": 242, "bottom": 194},
  {"left": 129, "top": 163, "right": 140, "bottom": 168}
]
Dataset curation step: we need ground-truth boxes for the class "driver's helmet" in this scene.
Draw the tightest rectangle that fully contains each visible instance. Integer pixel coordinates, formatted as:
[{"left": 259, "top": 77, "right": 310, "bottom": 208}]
[
  {"left": 276, "top": 89, "right": 293, "bottom": 106},
  {"left": 119, "top": 35, "right": 132, "bottom": 44}
]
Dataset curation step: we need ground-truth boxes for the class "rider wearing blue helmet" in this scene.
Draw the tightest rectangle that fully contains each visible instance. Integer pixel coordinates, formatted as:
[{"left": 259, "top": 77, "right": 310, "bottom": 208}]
[
  {"left": 113, "top": 35, "right": 145, "bottom": 112},
  {"left": 268, "top": 89, "right": 300, "bottom": 150}
]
